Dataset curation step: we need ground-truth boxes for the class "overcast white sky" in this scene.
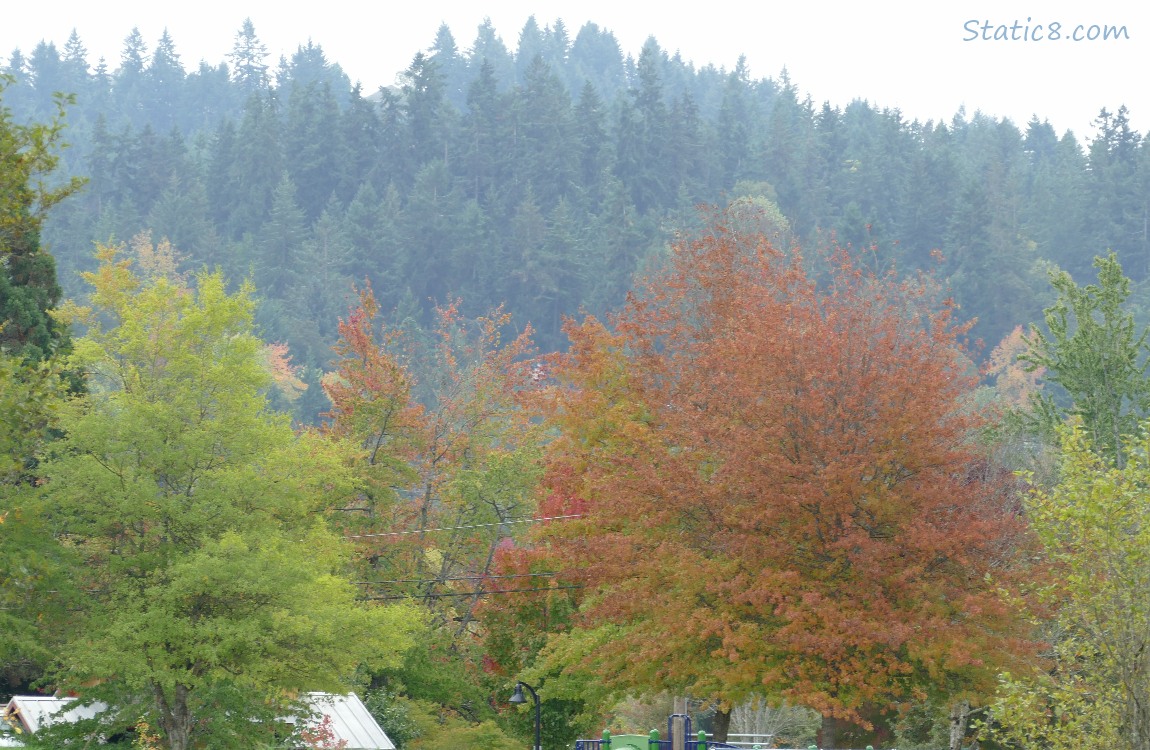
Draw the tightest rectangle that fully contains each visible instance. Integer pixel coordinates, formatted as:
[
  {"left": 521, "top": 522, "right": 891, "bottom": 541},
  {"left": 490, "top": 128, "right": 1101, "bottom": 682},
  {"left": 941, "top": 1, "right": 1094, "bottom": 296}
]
[{"left": 2, "top": 1, "right": 1145, "bottom": 139}]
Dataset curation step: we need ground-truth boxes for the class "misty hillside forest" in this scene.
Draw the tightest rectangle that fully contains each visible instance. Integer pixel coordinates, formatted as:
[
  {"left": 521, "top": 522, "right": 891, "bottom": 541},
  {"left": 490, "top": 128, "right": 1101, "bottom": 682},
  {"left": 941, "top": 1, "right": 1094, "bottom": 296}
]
[{"left": 3, "top": 15, "right": 1150, "bottom": 750}]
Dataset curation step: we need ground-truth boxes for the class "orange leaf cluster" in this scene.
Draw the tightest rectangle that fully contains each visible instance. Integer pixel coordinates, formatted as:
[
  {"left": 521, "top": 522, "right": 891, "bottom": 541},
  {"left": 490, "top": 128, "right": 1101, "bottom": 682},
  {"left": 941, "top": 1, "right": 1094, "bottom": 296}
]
[
  {"left": 984, "top": 325, "right": 1045, "bottom": 408},
  {"left": 323, "top": 284, "right": 425, "bottom": 470}
]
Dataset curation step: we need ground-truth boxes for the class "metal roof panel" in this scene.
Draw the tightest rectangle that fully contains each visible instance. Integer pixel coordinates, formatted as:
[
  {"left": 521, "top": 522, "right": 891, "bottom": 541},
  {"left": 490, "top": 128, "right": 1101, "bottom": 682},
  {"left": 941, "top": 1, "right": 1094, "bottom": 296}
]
[
  {"left": 4, "top": 696, "right": 108, "bottom": 735},
  {"left": 303, "top": 693, "right": 395, "bottom": 750}
]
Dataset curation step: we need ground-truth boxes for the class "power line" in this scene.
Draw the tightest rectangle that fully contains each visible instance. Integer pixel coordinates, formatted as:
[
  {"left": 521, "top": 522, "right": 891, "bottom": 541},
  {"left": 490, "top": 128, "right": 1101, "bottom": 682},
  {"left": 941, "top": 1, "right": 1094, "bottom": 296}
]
[
  {"left": 353, "top": 572, "right": 560, "bottom": 585},
  {"left": 361, "top": 584, "right": 584, "bottom": 601},
  {"left": 343, "top": 514, "right": 584, "bottom": 540}
]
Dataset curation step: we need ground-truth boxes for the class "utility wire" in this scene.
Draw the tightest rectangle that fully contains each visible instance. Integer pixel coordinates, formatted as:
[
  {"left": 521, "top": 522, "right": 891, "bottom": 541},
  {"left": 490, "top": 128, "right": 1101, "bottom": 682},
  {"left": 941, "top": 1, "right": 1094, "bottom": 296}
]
[
  {"left": 361, "top": 584, "right": 584, "bottom": 601},
  {"left": 353, "top": 572, "right": 560, "bottom": 585},
  {"left": 343, "top": 514, "right": 584, "bottom": 540}
]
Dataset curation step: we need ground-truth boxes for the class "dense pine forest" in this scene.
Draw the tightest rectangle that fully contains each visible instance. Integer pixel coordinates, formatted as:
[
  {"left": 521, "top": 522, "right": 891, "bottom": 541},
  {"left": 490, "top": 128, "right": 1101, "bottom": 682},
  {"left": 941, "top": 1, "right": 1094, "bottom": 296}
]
[{"left": 3, "top": 18, "right": 1147, "bottom": 422}]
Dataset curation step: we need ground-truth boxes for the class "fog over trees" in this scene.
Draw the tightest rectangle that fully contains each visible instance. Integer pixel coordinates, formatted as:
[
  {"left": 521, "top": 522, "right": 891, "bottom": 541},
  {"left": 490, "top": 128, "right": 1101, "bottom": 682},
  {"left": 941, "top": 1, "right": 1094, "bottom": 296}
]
[{"left": 3, "top": 18, "right": 1147, "bottom": 422}]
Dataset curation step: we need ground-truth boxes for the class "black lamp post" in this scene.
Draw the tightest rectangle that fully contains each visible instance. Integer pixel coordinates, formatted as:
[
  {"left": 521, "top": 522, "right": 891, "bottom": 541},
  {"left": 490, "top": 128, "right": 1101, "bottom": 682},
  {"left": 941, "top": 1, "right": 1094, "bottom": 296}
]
[{"left": 509, "top": 680, "right": 541, "bottom": 750}]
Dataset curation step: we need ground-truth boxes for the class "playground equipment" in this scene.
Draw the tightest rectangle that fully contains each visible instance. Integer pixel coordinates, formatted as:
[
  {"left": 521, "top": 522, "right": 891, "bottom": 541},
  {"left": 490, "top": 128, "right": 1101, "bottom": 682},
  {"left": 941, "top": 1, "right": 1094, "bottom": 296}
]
[
  {"left": 575, "top": 713, "right": 743, "bottom": 750},
  {"left": 575, "top": 713, "right": 880, "bottom": 750}
]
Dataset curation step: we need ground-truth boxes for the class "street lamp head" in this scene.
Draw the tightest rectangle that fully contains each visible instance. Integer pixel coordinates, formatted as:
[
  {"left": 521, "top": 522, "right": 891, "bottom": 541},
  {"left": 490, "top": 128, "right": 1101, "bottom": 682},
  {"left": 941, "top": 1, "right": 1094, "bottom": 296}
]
[{"left": 509, "top": 683, "right": 526, "bottom": 704}]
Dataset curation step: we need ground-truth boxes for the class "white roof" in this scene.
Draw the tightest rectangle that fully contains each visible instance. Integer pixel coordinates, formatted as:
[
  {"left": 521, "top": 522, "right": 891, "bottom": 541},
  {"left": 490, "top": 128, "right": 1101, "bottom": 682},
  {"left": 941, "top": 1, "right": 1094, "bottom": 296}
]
[
  {"left": 4, "top": 695, "right": 108, "bottom": 734},
  {"left": 3, "top": 692, "right": 392, "bottom": 750},
  {"left": 301, "top": 693, "right": 395, "bottom": 750}
]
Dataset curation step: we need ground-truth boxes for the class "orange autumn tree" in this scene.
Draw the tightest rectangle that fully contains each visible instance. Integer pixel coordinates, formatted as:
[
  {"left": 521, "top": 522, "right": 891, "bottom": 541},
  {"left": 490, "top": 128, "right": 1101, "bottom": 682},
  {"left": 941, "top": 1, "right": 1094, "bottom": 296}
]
[{"left": 524, "top": 207, "right": 1036, "bottom": 745}]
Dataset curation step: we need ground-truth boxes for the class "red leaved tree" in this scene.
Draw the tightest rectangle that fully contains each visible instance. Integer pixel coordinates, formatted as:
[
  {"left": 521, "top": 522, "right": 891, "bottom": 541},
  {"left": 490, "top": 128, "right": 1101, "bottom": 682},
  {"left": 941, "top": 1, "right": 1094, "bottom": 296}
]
[
  {"left": 525, "top": 207, "right": 1037, "bottom": 746},
  {"left": 300, "top": 715, "right": 349, "bottom": 750}
]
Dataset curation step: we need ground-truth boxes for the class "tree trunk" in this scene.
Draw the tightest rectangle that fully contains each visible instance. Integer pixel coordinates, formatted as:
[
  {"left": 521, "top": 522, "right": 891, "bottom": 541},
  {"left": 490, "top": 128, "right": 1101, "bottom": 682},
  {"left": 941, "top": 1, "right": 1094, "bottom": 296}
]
[
  {"left": 948, "top": 700, "right": 970, "bottom": 750},
  {"left": 819, "top": 714, "right": 836, "bottom": 749},
  {"left": 1131, "top": 683, "right": 1150, "bottom": 750},
  {"left": 712, "top": 706, "right": 732, "bottom": 743},
  {"left": 153, "top": 682, "right": 194, "bottom": 750}
]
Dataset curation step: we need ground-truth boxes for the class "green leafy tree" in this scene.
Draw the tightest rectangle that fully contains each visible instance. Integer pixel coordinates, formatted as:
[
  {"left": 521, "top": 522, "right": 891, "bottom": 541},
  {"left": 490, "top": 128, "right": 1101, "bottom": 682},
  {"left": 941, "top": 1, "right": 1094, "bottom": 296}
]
[
  {"left": 1021, "top": 252, "right": 1150, "bottom": 464},
  {"left": 0, "top": 82, "right": 85, "bottom": 696},
  {"left": 990, "top": 420, "right": 1150, "bottom": 750},
  {"left": 0, "top": 353, "right": 76, "bottom": 697},
  {"left": 0, "top": 76, "right": 84, "bottom": 362},
  {"left": 38, "top": 246, "right": 421, "bottom": 750}
]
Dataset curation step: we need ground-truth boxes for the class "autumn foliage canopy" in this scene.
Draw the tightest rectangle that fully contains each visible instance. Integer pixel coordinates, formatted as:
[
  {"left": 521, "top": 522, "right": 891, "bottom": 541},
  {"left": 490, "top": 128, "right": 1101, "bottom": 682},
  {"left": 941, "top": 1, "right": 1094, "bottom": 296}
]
[{"left": 526, "top": 207, "right": 1034, "bottom": 722}]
